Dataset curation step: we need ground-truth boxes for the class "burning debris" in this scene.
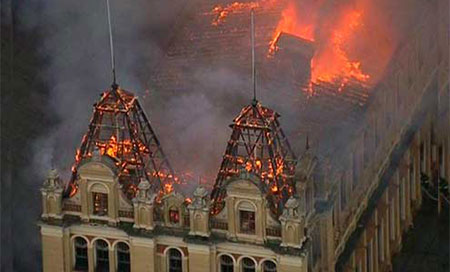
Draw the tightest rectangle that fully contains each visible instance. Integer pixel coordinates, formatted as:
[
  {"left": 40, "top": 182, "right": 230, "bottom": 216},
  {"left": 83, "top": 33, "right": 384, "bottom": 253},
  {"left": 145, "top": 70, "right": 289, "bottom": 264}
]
[
  {"left": 66, "top": 84, "right": 178, "bottom": 200},
  {"left": 208, "top": 0, "right": 393, "bottom": 93},
  {"left": 210, "top": 100, "right": 297, "bottom": 215}
]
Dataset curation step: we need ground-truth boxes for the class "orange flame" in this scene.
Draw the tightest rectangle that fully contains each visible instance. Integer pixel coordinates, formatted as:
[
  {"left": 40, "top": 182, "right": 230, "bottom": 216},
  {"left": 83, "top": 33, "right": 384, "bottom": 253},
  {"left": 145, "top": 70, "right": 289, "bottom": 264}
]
[
  {"left": 164, "top": 183, "right": 174, "bottom": 194},
  {"left": 209, "top": 1, "right": 260, "bottom": 26},
  {"left": 310, "top": 10, "right": 370, "bottom": 84},
  {"left": 269, "top": 1, "right": 315, "bottom": 54}
]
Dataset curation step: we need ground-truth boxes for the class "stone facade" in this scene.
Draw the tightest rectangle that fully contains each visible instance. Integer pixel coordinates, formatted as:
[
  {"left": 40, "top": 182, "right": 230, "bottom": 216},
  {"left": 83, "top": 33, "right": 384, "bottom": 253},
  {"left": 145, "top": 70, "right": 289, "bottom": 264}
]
[
  {"left": 39, "top": 1, "right": 448, "bottom": 271},
  {"left": 40, "top": 161, "right": 310, "bottom": 272}
]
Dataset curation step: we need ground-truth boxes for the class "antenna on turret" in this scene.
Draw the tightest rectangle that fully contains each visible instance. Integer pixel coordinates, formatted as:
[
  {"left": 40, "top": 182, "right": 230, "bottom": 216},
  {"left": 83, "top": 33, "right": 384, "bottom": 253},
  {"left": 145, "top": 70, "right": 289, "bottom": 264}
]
[
  {"left": 106, "top": 0, "right": 117, "bottom": 88},
  {"left": 251, "top": 9, "right": 257, "bottom": 106}
]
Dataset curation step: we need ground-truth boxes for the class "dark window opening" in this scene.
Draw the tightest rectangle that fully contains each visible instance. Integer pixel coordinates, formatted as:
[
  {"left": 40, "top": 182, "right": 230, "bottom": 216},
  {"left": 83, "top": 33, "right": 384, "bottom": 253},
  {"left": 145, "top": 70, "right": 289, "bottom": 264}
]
[
  {"left": 116, "top": 242, "right": 130, "bottom": 272},
  {"left": 239, "top": 210, "right": 255, "bottom": 234},
  {"left": 420, "top": 142, "right": 425, "bottom": 172},
  {"left": 168, "top": 248, "right": 182, "bottom": 272},
  {"left": 439, "top": 145, "right": 444, "bottom": 177},
  {"left": 169, "top": 208, "right": 180, "bottom": 224},
  {"left": 74, "top": 237, "right": 88, "bottom": 271},
  {"left": 262, "top": 260, "right": 277, "bottom": 272},
  {"left": 220, "top": 255, "right": 234, "bottom": 272},
  {"left": 93, "top": 192, "right": 108, "bottom": 216},
  {"left": 241, "top": 258, "right": 255, "bottom": 272},
  {"left": 95, "top": 240, "right": 109, "bottom": 272}
]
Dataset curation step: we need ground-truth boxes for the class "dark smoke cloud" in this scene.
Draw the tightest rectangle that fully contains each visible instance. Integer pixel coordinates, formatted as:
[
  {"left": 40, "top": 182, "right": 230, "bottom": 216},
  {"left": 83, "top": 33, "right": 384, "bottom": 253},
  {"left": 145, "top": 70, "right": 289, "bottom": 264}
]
[{"left": 13, "top": 0, "right": 428, "bottom": 269}]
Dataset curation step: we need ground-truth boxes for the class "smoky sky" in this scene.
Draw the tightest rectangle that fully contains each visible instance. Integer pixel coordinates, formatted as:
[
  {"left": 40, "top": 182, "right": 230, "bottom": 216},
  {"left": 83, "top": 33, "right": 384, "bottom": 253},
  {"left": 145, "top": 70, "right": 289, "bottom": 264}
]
[
  {"left": 22, "top": 0, "right": 427, "bottom": 185},
  {"left": 10, "top": 0, "right": 430, "bottom": 269}
]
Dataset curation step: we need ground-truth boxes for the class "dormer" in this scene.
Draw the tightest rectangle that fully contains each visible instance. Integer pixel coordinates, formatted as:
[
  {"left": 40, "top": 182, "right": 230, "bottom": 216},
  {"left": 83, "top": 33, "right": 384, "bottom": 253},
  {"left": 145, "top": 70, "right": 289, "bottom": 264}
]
[
  {"left": 161, "top": 191, "right": 187, "bottom": 227},
  {"left": 223, "top": 171, "right": 267, "bottom": 243},
  {"left": 75, "top": 155, "right": 127, "bottom": 225}
]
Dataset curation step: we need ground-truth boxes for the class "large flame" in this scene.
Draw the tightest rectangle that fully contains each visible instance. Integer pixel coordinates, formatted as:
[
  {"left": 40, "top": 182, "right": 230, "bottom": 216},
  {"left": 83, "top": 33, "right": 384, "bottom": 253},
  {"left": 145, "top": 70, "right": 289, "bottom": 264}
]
[
  {"left": 209, "top": 0, "right": 395, "bottom": 91},
  {"left": 269, "top": 3, "right": 370, "bottom": 86}
]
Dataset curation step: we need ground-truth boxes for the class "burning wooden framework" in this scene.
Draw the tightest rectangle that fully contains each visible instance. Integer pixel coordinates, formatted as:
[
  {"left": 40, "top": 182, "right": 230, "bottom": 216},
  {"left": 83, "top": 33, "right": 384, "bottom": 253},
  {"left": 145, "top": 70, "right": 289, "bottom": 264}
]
[
  {"left": 66, "top": 85, "right": 177, "bottom": 199},
  {"left": 211, "top": 100, "right": 297, "bottom": 215}
]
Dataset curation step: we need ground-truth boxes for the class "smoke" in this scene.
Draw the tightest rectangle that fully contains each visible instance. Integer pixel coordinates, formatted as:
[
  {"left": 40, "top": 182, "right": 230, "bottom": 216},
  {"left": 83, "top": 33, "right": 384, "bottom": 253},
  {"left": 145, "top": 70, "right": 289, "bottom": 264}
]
[{"left": 11, "top": 0, "right": 431, "bottom": 269}]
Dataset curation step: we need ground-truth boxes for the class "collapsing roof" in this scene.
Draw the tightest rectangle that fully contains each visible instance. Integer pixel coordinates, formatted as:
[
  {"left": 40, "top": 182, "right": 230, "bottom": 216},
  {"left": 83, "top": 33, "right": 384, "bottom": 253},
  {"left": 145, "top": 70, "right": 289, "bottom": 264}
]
[
  {"left": 66, "top": 84, "right": 177, "bottom": 200},
  {"left": 211, "top": 100, "right": 297, "bottom": 215}
]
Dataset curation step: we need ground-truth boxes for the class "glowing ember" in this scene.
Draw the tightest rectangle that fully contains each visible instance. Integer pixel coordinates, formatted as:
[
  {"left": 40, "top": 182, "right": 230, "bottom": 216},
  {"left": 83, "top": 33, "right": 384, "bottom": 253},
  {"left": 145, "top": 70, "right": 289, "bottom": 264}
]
[
  {"left": 164, "top": 183, "right": 174, "bottom": 194},
  {"left": 209, "top": 2, "right": 261, "bottom": 26}
]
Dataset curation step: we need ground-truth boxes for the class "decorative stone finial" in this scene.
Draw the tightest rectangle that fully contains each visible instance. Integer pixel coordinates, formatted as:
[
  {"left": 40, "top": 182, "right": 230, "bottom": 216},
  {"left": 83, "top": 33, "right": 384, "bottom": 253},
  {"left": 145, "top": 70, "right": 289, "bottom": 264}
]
[
  {"left": 45, "top": 168, "right": 61, "bottom": 188},
  {"left": 282, "top": 196, "right": 299, "bottom": 218},
  {"left": 193, "top": 186, "right": 208, "bottom": 198},
  {"left": 136, "top": 178, "right": 151, "bottom": 200},
  {"left": 190, "top": 186, "right": 209, "bottom": 209}
]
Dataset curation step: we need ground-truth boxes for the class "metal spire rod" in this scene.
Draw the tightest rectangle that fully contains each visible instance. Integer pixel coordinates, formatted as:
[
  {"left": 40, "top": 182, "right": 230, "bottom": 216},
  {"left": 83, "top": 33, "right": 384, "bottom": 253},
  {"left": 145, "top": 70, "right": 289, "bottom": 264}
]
[
  {"left": 251, "top": 9, "right": 257, "bottom": 104},
  {"left": 106, "top": 0, "right": 117, "bottom": 86}
]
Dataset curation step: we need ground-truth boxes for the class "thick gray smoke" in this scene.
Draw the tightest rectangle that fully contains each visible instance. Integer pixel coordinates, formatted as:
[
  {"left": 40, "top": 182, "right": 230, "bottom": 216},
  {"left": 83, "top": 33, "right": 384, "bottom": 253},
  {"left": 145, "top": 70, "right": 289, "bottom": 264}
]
[{"left": 11, "top": 0, "right": 428, "bottom": 269}]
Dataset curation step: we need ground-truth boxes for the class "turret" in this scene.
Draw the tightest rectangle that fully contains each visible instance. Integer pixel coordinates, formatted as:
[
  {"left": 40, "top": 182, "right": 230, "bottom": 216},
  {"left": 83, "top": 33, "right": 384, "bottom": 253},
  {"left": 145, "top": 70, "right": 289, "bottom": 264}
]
[
  {"left": 187, "top": 187, "right": 210, "bottom": 237},
  {"left": 280, "top": 197, "right": 306, "bottom": 248},
  {"left": 41, "top": 169, "right": 64, "bottom": 219},
  {"left": 133, "top": 178, "right": 157, "bottom": 230}
]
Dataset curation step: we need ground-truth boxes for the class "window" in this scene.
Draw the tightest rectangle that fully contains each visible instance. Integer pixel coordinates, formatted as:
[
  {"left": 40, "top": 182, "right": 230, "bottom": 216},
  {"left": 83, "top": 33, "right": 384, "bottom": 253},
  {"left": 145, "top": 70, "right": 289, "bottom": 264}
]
[
  {"left": 389, "top": 201, "right": 395, "bottom": 240},
  {"left": 168, "top": 248, "right": 182, "bottom": 272},
  {"left": 340, "top": 178, "right": 347, "bottom": 210},
  {"left": 220, "top": 255, "right": 234, "bottom": 272},
  {"left": 262, "top": 260, "right": 277, "bottom": 272},
  {"left": 439, "top": 145, "right": 445, "bottom": 178},
  {"left": 74, "top": 237, "right": 88, "bottom": 271},
  {"left": 241, "top": 258, "right": 255, "bottom": 272},
  {"left": 93, "top": 193, "right": 108, "bottom": 216},
  {"left": 95, "top": 240, "right": 109, "bottom": 272},
  {"left": 400, "top": 179, "right": 405, "bottom": 220},
  {"left": 420, "top": 142, "right": 425, "bottom": 172},
  {"left": 366, "top": 241, "right": 372, "bottom": 272},
  {"left": 116, "top": 243, "right": 130, "bottom": 272},
  {"left": 239, "top": 210, "right": 255, "bottom": 234},
  {"left": 378, "top": 223, "right": 384, "bottom": 262},
  {"left": 410, "top": 155, "right": 416, "bottom": 200},
  {"left": 169, "top": 207, "right": 180, "bottom": 225}
]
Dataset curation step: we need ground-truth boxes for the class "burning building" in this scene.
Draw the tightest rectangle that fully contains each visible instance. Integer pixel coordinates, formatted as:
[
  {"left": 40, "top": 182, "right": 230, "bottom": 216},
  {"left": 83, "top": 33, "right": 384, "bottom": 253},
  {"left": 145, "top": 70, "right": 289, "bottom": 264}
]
[{"left": 38, "top": 0, "right": 449, "bottom": 271}]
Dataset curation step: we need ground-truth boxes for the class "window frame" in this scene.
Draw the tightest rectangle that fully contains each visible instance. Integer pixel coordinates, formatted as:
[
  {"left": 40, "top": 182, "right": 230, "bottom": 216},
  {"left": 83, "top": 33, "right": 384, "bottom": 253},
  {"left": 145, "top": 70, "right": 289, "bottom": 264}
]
[
  {"left": 73, "top": 237, "right": 89, "bottom": 271},
  {"left": 92, "top": 192, "right": 108, "bottom": 216},
  {"left": 219, "top": 254, "right": 234, "bottom": 272},
  {"left": 116, "top": 242, "right": 130, "bottom": 272},
  {"left": 168, "top": 248, "right": 183, "bottom": 272},
  {"left": 239, "top": 210, "right": 256, "bottom": 235},
  {"left": 95, "top": 239, "right": 110, "bottom": 272},
  {"left": 240, "top": 257, "right": 256, "bottom": 272},
  {"left": 261, "top": 260, "right": 277, "bottom": 272}
]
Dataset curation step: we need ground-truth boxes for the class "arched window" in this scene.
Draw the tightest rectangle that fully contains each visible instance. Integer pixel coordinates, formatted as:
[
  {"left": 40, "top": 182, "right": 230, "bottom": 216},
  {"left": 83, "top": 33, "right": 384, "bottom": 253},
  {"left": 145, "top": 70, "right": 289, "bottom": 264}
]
[
  {"left": 93, "top": 192, "right": 108, "bottom": 216},
  {"left": 220, "top": 255, "right": 234, "bottom": 272},
  {"left": 95, "top": 240, "right": 109, "bottom": 272},
  {"left": 241, "top": 257, "right": 255, "bottom": 272},
  {"left": 262, "top": 260, "right": 277, "bottom": 272},
  {"left": 74, "top": 237, "right": 88, "bottom": 270},
  {"left": 168, "top": 248, "right": 182, "bottom": 272},
  {"left": 116, "top": 242, "right": 130, "bottom": 272},
  {"left": 169, "top": 207, "right": 180, "bottom": 224}
]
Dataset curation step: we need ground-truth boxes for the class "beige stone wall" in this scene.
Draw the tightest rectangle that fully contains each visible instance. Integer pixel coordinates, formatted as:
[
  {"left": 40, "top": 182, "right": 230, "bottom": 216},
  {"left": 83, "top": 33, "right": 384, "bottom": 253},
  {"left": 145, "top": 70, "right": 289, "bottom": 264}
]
[
  {"left": 41, "top": 225, "right": 65, "bottom": 272},
  {"left": 130, "top": 238, "right": 155, "bottom": 272},
  {"left": 187, "top": 244, "right": 211, "bottom": 272}
]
